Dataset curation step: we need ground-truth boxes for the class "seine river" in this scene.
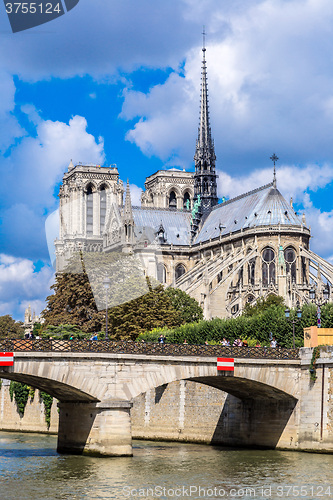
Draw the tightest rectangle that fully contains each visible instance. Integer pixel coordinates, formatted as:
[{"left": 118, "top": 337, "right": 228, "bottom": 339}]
[{"left": 0, "top": 432, "right": 333, "bottom": 500}]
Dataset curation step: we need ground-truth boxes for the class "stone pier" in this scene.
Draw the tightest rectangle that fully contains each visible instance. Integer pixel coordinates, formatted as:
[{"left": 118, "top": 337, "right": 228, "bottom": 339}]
[{"left": 57, "top": 400, "right": 133, "bottom": 456}]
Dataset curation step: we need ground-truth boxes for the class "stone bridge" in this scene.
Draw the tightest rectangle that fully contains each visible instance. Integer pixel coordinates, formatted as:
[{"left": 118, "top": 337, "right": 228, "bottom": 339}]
[{"left": 0, "top": 345, "right": 332, "bottom": 455}]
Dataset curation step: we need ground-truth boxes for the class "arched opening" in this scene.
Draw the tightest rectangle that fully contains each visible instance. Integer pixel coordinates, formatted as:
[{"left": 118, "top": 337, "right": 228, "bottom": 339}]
[
  {"left": 248, "top": 258, "right": 256, "bottom": 285},
  {"left": 183, "top": 192, "right": 191, "bottom": 210},
  {"left": 169, "top": 191, "right": 177, "bottom": 209},
  {"left": 86, "top": 184, "right": 94, "bottom": 235},
  {"left": 203, "top": 178, "right": 208, "bottom": 194},
  {"left": 284, "top": 247, "right": 297, "bottom": 282},
  {"left": 262, "top": 247, "right": 276, "bottom": 286},
  {"left": 100, "top": 184, "right": 107, "bottom": 234},
  {"left": 175, "top": 264, "right": 186, "bottom": 281}
]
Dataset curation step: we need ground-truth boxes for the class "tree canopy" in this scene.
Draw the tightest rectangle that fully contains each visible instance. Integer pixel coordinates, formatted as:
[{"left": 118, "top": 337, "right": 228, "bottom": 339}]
[
  {"left": 42, "top": 252, "right": 203, "bottom": 339},
  {"left": 0, "top": 315, "right": 24, "bottom": 338}
]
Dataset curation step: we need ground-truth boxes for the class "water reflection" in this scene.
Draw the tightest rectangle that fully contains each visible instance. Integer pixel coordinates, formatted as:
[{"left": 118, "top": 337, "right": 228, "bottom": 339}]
[{"left": 0, "top": 432, "right": 332, "bottom": 499}]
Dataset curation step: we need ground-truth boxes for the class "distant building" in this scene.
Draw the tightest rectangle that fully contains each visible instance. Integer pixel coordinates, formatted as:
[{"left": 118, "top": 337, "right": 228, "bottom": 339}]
[
  {"left": 24, "top": 305, "right": 43, "bottom": 335},
  {"left": 55, "top": 43, "right": 333, "bottom": 319}
]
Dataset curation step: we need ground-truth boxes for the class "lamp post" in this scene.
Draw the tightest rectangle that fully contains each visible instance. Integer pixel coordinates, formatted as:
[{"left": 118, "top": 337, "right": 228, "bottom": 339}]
[
  {"left": 285, "top": 303, "right": 302, "bottom": 349},
  {"left": 103, "top": 277, "right": 111, "bottom": 340},
  {"left": 309, "top": 284, "right": 329, "bottom": 328}
]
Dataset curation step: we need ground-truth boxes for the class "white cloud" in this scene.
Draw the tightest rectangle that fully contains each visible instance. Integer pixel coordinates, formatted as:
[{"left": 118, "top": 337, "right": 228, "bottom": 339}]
[
  {"left": 0, "top": 254, "right": 54, "bottom": 320},
  {"left": 129, "top": 184, "right": 143, "bottom": 206},
  {"left": 0, "top": 112, "right": 105, "bottom": 260},
  {"left": 121, "top": 0, "right": 333, "bottom": 171}
]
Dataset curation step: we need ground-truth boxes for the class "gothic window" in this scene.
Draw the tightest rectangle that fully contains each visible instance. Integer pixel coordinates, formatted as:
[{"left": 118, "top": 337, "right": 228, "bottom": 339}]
[
  {"left": 301, "top": 256, "right": 308, "bottom": 284},
  {"left": 86, "top": 184, "right": 94, "bottom": 235},
  {"left": 247, "top": 295, "right": 255, "bottom": 303},
  {"left": 284, "top": 247, "right": 297, "bottom": 282},
  {"left": 183, "top": 192, "right": 191, "bottom": 210},
  {"left": 100, "top": 184, "right": 107, "bottom": 234},
  {"left": 217, "top": 270, "right": 223, "bottom": 283},
  {"left": 203, "top": 178, "right": 208, "bottom": 193},
  {"left": 175, "top": 264, "right": 186, "bottom": 281},
  {"left": 231, "top": 304, "right": 239, "bottom": 315},
  {"left": 169, "top": 191, "right": 177, "bottom": 209},
  {"left": 248, "top": 258, "right": 256, "bottom": 285},
  {"left": 262, "top": 247, "right": 276, "bottom": 286},
  {"left": 157, "top": 263, "right": 166, "bottom": 284}
]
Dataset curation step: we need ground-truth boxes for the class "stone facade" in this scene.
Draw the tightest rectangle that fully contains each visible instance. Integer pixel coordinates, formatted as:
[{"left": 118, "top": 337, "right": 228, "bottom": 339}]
[
  {"left": 141, "top": 169, "right": 194, "bottom": 210},
  {"left": 54, "top": 48, "right": 333, "bottom": 318}
]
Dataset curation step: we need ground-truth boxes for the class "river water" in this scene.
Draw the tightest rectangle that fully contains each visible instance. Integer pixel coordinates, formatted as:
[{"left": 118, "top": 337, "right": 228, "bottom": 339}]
[{"left": 0, "top": 432, "right": 332, "bottom": 500}]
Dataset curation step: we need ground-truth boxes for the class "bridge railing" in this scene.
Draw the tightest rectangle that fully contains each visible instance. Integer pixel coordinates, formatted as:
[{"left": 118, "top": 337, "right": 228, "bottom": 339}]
[{"left": 0, "top": 339, "right": 299, "bottom": 359}]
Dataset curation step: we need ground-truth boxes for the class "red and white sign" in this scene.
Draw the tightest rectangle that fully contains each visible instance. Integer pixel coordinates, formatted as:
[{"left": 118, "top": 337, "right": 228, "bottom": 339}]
[
  {"left": 0, "top": 352, "right": 14, "bottom": 366},
  {"left": 217, "top": 357, "right": 234, "bottom": 371}
]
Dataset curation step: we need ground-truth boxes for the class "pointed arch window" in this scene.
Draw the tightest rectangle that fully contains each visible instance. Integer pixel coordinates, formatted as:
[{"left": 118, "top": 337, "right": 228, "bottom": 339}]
[
  {"left": 175, "top": 264, "right": 186, "bottom": 281},
  {"left": 262, "top": 247, "right": 275, "bottom": 286},
  {"left": 183, "top": 192, "right": 191, "bottom": 210},
  {"left": 169, "top": 191, "right": 177, "bottom": 209},
  {"left": 284, "top": 247, "right": 297, "bottom": 282},
  {"left": 86, "top": 184, "right": 94, "bottom": 235},
  {"left": 100, "top": 184, "right": 107, "bottom": 234},
  {"left": 248, "top": 258, "right": 256, "bottom": 285},
  {"left": 203, "top": 178, "right": 209, "bottom": 194}
]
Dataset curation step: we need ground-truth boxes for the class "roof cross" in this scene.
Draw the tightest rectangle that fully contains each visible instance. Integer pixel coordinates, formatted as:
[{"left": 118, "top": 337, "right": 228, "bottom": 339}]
[
  {"left": 270, "top": 153, "right": 279, "bottom": 166},
  {"left": 270, "top": 153, "right": 279, "bottom": 188}
]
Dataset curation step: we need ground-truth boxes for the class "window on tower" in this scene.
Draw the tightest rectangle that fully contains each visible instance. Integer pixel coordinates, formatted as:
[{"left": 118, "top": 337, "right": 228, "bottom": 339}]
[
  {"left": 100, "top": 184, "right": 107, "bottom": 234},
  {"left": 169, "top": 191, "right": 177, "bottom": 209},
  {"left": 183, "top": 192, "right": 191, "bottom": 209},
  {"left": 86, "top": 184, "right": 94, "bottom": 235}
]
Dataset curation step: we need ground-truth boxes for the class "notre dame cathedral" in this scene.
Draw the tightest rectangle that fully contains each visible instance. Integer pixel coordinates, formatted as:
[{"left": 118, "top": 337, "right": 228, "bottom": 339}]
[{"left": 55, "top": 44, "right": 333, "bottom": 319}]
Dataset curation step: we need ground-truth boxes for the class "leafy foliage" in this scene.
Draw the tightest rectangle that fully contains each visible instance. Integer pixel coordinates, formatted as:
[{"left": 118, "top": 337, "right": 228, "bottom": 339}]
[
  {"left": 243, "top": 295, "right": 285, "bottom": 317},
  {"left": 9, "top": 382, "right": 30, "bottom": 415},
  {"left": 40, "top": 391, "right": 53, "bottom": 429},
  {"left": 0, "top": 315, "right": 24, "bottom": 338},
  {"left": 42, "top": 253, "right": 103, "bottom": 333},
  {"left": 309, "top": 346, "right": 321, "bottom": 382},
  {"left": 164, "top": 288, "right": 203, "bottom": 324},
  {"left": 139, "top": 299, "right": 326, "bottom": 348},
  {"left": 108, "top": 279, "right": 182, "bottom": 340}
]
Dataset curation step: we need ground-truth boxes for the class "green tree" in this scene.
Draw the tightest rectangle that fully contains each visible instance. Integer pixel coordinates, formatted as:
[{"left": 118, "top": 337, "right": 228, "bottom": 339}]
[
  {"left": 243, "top": 295, "right": 285, "bottom": 317},
  {"left": 109, "top": 279, "right": 182, "bottom": 340},
  {"left": 164, "top": 288, "right": 203, "bottom": 324},
  {"left": 0, "top": 315, "right": 24, "bottom": 338},
  {"left": 42, "top": 254, "right": 103, "bottom": 333}
]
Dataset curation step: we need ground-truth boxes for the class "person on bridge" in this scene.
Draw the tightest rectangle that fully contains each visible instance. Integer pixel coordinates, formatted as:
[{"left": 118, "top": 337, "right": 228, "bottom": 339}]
[{"left": 270, "top": 337, "right": 278, "bottom": 348}]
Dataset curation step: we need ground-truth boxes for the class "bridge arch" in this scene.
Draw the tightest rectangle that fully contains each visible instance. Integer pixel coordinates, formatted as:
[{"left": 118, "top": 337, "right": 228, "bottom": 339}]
[{"left": 0, "top": 372, "right": 98, "bottom": 402}]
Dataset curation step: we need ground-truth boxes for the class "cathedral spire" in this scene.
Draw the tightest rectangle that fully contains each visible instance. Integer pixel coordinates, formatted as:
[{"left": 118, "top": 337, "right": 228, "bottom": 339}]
[
  {"left": 124, "top": 179, "right": 133, "bottom": 221},
  {"left": 194, "top": 28, "right": 218, "bottom": 214}
]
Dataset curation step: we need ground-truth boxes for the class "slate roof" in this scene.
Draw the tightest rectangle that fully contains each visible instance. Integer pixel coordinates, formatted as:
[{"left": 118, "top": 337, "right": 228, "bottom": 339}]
[
  {"left": 132, "top": 207, "right": 192, "bottom": 245},
  {"left": 194, "top": 182, "right": 302, "bottom": 244}
]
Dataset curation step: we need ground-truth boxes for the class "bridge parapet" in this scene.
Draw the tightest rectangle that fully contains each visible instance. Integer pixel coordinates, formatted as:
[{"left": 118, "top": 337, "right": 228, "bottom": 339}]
[{"left": 0, "top": 339, "right": 299, "bottom": 360}]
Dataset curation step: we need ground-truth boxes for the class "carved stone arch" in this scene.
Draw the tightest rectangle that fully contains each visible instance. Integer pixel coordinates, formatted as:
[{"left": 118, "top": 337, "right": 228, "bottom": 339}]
[
  {"left": 284, "top": 245, "right": 297, "bottom": 282},
  {"left": 168, "top": 186, "right": 181, "bottom": 209},
  {"left": 168, "top": 186, "right": 181, "bottom": 196},
  {"left": 84, "top": 181, "right": 97, "bottom": 193},
  {"left": 98, "top": 181, "right": 110, "bottom": 191},
  {"left": 175, "top": 263, "right": 187, "bottom": 281},
  {"left": 261, "top": 246, "right": 276, "bottom": 286}
]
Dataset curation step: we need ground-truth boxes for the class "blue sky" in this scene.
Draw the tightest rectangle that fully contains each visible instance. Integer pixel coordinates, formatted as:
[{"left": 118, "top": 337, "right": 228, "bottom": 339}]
[{"left": 2, "top": 0, "right": 333, "bottom": 320}]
